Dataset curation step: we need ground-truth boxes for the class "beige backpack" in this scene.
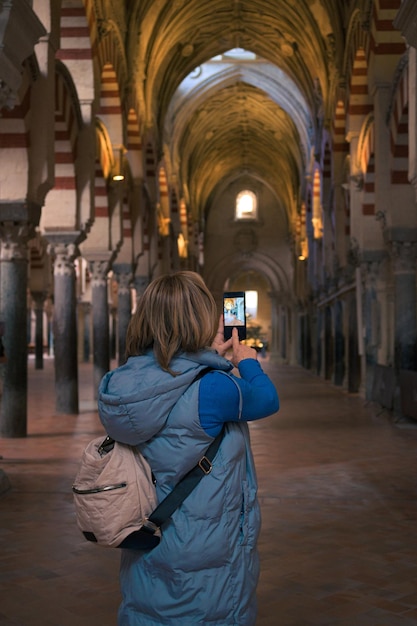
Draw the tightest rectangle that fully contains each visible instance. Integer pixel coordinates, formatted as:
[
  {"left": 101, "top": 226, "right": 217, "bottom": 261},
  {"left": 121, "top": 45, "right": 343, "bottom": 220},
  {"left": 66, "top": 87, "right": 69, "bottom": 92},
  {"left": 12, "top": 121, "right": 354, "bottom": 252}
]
[
  {"left": 72, "top": 428, "right": 224, "bottom": 550},
  {"left": 72, "top": 436, "right": 161, "bottom": 550}
]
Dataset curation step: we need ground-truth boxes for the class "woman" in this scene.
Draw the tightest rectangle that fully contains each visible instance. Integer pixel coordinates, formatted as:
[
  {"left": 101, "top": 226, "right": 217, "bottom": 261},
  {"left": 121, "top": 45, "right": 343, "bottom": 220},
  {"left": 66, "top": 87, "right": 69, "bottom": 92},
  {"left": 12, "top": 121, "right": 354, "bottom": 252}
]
[{"left": 98, "top": 271, "right": 279, "bottom": 626}]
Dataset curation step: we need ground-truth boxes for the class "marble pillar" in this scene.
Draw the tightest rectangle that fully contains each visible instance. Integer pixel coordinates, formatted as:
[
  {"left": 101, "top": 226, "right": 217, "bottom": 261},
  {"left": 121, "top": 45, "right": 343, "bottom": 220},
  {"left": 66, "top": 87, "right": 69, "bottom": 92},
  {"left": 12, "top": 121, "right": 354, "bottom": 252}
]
[
  {"left": 334, "top": 300, "right": 345, "bottom": 386},
  {"left": 0, "top": 224, "right": 29, "bottom": 436},
  {"left": 51, "top": 242, "right": 79, "bottom": 414},
  {"left": 361, "top": 258, "right": 382, "bottom": 399},
  {"left": 391, "top": 241, "right": 417, "bottom": 372},
  {"left": 347, "top": 292, "right": 361, "bottom": 393},
  {"left": 113, "top": 264, "right": 132, "bottom": 365},
  {"left": 31, "top": 291, "right": 47, "bottom": 370},
  {"left": 89, "top": 260, "right": 110, "bottom": 394}
]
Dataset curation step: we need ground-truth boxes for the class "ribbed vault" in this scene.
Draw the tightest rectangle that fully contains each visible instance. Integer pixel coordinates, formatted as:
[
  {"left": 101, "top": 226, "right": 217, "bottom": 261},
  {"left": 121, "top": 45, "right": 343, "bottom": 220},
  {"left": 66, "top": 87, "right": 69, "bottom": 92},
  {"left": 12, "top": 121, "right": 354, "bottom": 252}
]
[{"left": 127, "top": 0, "right": 345, "bottom": 217}]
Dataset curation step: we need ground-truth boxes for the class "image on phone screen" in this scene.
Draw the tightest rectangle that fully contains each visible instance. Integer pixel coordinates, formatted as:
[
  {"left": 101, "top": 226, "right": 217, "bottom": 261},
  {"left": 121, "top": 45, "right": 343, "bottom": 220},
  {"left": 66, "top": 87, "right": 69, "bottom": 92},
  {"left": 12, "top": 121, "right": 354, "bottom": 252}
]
[{"left": 223, "top": 292, "right": 246, "bottom": 340}]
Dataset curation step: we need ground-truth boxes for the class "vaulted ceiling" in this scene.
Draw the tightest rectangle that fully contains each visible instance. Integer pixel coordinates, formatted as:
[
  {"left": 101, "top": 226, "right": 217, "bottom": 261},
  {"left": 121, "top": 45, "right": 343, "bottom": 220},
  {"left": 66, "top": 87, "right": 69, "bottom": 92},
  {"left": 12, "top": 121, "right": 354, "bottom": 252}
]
[{"left": 124, "top": 0, "right": 348, "bottom": 219}]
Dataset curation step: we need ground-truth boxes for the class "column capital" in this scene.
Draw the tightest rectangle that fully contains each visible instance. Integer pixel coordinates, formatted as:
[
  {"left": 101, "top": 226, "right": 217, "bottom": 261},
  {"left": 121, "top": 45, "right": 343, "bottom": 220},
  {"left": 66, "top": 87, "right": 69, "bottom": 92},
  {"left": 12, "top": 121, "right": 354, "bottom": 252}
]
[
  {"left": 115, "top": 275, "right": 131, "bottom": 295},
  {"left": 0, "top": 202, "right": 41, "bottom": 261},
  {"left": 48, "top": 242, "right": 79, "bottom": 277},
  {"left": 113, "top": 264, "right": 132, "bottom": 295},
  {"left": 88, "top": 260, "right": 110, "bottom": 288},
  {"left": 0, "top": 222, "right": 32, "bottom": 261}
]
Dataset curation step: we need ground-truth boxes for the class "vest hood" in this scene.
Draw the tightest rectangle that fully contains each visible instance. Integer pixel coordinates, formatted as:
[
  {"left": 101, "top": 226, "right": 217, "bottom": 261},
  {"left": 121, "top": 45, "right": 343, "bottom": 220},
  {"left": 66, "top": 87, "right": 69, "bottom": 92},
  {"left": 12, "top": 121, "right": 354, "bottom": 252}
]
[{"left": 98, "top": 349, "right": 233, "bottom": 445}]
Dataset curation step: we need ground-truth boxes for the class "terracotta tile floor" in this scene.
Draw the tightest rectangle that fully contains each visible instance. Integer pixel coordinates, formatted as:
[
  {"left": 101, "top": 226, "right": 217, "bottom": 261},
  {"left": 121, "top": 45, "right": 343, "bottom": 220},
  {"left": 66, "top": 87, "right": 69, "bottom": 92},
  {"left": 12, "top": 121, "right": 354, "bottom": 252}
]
[{"left": 1, "top": 357, "right": 417, "bottom": 625}]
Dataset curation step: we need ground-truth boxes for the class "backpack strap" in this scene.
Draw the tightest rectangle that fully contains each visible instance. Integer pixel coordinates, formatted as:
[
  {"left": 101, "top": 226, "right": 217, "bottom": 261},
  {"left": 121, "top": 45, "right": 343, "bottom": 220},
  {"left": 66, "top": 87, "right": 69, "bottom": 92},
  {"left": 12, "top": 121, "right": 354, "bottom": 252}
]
[{"left": 142, "top": 426, "right": 225, "bottom": 534}]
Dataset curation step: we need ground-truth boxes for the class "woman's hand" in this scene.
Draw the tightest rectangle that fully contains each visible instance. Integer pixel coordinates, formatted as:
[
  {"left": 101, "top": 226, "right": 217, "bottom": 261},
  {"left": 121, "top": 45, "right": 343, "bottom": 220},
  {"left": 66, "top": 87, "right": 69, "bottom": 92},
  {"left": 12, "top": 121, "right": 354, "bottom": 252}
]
[
  {"left": 211, "top": 317, "right": 257, "bottom": 365},
  {"left": 211, "top": 315, "right": 233, "bottom": 356},
  {"left": 230, "top": 327, "right": 257, "bottom": 366}
]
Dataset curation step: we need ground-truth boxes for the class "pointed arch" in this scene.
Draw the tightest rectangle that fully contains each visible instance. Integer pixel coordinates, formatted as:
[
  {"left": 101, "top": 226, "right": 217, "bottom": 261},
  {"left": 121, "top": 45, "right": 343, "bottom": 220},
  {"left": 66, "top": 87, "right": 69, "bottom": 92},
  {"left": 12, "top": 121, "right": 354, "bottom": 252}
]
[{"left": 41, "top": 65, "right": 82, "bottom": 231}]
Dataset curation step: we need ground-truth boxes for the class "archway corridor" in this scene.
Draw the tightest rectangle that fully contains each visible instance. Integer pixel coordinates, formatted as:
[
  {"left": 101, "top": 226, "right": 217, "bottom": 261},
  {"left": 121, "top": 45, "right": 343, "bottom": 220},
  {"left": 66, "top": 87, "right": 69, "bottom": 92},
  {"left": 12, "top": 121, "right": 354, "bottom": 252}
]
[
  {"left": 2, "top": 1, "right": 417, "bottom": 439},
  {"left": 0, "top": 357, "right": 417, "bottom": 625}
]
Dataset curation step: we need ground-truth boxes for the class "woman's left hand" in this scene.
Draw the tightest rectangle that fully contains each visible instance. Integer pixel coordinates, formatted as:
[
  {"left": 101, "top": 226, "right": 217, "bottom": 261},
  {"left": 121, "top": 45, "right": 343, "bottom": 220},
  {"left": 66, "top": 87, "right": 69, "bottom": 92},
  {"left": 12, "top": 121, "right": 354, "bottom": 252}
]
[{"left": 211, "top": 315, "right": 233, "bottom": 356}]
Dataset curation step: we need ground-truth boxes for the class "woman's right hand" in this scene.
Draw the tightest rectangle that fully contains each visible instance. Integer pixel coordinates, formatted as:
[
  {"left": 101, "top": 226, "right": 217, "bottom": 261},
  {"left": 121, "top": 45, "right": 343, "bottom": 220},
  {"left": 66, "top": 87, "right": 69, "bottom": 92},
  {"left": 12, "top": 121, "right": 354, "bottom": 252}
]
[{"left": 230, "top": 327, "right": 257, "bottom": 367}]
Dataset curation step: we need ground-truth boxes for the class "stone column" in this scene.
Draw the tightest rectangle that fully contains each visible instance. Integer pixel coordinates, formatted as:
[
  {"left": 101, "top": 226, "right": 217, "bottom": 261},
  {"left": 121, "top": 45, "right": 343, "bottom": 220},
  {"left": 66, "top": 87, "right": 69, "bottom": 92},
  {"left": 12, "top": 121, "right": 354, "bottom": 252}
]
[
  {"left": 391, "top": 241, "right": 417, "bottom": 372},
  {"left": 51, "top": 242, "right": 79, "bottom": 414},
  {"left": 89, "top": 260, "right": 110, "bottom": 394},
  {"left": 0, "top": 223, "right": 30, "bottom": 437},
  {"left": 113, "top": 263, "right": 132, "bottom": 365},
  {"left": 347, "top": 291, "right": 361, "bottom": 393},
  {"left": 361, "top": 255, "right": 386, "bottom": 397},
  {"left": 373, "top": 84, "right": 392, "bottom": 233},
  {"left": 78, "top": 301, "right": 91, "bottom": 363},
  {"left": 31, "top": 291, "right": 47, "bottom": 370},
  {"left": 333, "top": 300, "right": 345, "bottom": 386}
]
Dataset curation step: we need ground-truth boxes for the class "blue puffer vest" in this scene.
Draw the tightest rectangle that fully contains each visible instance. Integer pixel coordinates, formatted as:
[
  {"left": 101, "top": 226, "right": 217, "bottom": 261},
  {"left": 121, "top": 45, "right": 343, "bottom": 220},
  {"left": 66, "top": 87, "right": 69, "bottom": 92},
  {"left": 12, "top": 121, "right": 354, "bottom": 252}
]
[{"left": 98, "top": 349, "right": 261, "bottom": 626}]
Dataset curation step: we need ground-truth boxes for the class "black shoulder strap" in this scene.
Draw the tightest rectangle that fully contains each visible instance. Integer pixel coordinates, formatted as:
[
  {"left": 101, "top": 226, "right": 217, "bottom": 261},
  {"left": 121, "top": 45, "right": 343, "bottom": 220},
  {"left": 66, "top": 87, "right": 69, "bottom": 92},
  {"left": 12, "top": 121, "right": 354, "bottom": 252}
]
[{"left": 143, "top": 426, "right": 224, "bottom": 533}]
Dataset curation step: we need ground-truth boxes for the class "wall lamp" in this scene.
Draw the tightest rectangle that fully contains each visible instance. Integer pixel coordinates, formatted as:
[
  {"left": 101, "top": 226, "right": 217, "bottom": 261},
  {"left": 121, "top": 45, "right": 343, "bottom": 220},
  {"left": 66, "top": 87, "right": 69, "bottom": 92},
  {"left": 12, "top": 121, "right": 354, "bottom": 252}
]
[{"left": 112, "top": 147, "right": 126, "bottom": 182}]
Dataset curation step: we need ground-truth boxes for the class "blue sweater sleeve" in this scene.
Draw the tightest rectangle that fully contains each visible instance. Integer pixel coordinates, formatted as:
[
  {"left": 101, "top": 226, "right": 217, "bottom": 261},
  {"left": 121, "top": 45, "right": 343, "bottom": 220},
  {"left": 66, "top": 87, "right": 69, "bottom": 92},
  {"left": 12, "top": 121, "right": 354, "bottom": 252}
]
[{"left": 198, "top": 358, "right": 279, "bottom": 437}]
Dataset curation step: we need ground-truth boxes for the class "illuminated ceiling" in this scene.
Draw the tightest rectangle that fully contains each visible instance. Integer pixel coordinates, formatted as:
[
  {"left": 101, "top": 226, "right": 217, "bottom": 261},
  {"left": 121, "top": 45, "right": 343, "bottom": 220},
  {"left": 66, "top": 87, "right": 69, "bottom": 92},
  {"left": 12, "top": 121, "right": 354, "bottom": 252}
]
[{"left": 126, "top": 0, "right": 346, "bottom": 219}]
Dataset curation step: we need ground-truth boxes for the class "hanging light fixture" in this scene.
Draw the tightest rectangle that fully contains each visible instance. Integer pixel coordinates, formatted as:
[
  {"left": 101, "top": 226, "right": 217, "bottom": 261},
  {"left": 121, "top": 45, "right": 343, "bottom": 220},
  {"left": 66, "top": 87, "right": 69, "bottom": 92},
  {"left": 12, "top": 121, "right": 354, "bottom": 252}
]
[{"left": 112, "top": 146, "right": 125, "bottom": 181}]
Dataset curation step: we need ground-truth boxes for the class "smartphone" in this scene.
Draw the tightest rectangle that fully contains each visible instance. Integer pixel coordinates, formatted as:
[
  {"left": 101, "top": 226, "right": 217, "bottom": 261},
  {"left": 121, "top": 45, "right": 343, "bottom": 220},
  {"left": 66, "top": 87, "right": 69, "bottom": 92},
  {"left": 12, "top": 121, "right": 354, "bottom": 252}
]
[{"left": 223, "top": 291, "right": 246, "bottom": 341}]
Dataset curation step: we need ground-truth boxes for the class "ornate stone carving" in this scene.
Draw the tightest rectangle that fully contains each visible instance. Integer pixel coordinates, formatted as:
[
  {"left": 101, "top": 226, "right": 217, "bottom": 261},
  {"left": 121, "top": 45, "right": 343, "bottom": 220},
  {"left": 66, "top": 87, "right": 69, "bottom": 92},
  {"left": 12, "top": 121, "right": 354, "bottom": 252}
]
[
  {"left": 114, "top": 268, "right": 132, "bottom": 296},
  {"left": 50, "top": 243, "right": 78, "bottom": 277},
  {"left": 0, "top": 221, "right": 32, "bottom": 261},
  {"left": 89, "top": 260, "right": 110, "bottom": 288}
]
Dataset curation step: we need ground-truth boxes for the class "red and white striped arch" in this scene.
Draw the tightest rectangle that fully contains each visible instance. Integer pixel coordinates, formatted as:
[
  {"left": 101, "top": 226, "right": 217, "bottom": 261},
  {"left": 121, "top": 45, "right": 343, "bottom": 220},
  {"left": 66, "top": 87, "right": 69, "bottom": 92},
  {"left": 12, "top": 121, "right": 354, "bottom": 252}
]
[
  {"left": 0, "top": 75, "right": 31, "bottom": 198},
  {"left": 57, "top": 1, "right": 93, "bottom": 65},
  {"left": 312, "top": 167, "right": 323, "bottom": 239},
  {"left": 348, "top": 49, "right": 373, "bottom": 122},
  {"left": 56, "top": 0, "right": 96, "bottom": 119},
  {"left": 158, "top": 167, "right": 169, "bottom": 221},
  {"left": 126, "top": 108, "right": 143, "bottom": 179},
  {"left": 344, "top": 11, "right": 371, "bottom": 92},
  {"left": 99, "top": 63, "right": 123, "bottom": 151},
  {"left": 42, "top": 67, "right": 81, "bottom": 230},
  {"left": 357, "top": 114, "right": 376, "bottom": 216},
  {"left": 54, "top": 68, "right": 78, "bottom": 193},
  {"left": 144, "top": 142, "right": 157, "bottom": 203},
  {"left": 370, "top": 0, "right": 406, "bottom": 58},
  {"left": 332, "top": 100, "right": 347, "bottom": 154},
  {"left": 389, "top": 63, "right": 409, "bottom": 186}
]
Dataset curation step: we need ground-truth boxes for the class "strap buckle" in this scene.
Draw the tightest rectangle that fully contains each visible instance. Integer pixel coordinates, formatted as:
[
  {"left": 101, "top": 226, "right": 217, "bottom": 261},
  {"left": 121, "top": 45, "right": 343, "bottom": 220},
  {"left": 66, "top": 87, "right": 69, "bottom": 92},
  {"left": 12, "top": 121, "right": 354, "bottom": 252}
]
[{"left": 198, "top": 456, "right": 212, "bottom": 475}]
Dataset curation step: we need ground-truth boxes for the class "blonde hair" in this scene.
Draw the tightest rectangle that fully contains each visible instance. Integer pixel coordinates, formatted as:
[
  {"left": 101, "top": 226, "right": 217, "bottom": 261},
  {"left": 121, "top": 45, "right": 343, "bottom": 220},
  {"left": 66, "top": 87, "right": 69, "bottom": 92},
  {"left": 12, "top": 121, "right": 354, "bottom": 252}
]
[{"left": 125, "top": 271, "right": 218, "bottom": 372}]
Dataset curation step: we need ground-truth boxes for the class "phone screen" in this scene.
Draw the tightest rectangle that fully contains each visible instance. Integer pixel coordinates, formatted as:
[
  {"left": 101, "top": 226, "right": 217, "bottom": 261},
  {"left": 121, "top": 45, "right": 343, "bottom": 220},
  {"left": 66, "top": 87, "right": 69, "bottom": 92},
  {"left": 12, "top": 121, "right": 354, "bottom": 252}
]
[{"left": 223, "top": 291, "right": 246, "bottom": 340}]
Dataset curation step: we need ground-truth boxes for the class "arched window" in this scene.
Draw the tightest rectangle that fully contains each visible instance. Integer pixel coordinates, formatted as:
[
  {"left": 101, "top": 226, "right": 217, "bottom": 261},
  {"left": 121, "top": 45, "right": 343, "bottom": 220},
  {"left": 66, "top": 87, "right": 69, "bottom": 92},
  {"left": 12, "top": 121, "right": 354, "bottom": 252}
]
[{"left": 235, "top": 190, "right": 257, "bottom": 220}]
